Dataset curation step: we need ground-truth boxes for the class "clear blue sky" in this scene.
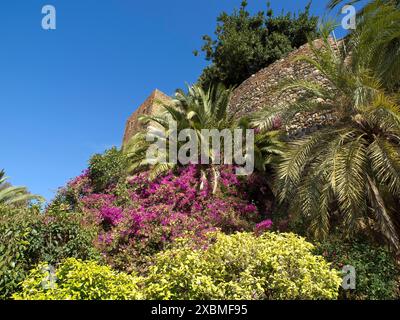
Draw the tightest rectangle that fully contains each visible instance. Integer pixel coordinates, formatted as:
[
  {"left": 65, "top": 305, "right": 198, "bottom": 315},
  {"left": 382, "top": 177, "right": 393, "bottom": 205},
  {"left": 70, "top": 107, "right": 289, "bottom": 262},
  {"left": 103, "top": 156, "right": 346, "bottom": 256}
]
[{"left": 0, "top": 0, "right": 366, "bottom": 201}]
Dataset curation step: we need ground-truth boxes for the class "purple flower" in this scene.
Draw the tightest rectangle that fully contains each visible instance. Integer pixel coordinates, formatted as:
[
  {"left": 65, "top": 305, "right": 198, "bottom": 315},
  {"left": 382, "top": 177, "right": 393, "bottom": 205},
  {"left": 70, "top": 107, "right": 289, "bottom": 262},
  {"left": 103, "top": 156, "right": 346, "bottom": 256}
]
[
  {"left": 100, "top": 206, "right": 123, "bottom": 226},
  {"left": 255, "top": 219, "right": 273, "bottom": 234},
  {"left": 75, "top": 165, "right": 263, "bottom": 256}
]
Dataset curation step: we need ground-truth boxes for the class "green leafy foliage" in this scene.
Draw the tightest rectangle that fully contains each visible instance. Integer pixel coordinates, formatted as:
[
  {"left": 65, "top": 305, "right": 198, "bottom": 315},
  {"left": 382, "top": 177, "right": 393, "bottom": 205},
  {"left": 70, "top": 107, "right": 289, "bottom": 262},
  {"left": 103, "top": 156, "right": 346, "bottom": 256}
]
[
  {"left": 14, "top": 233, "right": 341, "bottom": 300},
  {"left": 144, "top": 232, "right": 341, "bottom": 300},
  {"left": 315, "top": 238, "right": 400, "bottom": 300},
  {"left": 0, "top": 205, "right": 99, "bottom": 299},
  {"left": 196, "top": 1, "right": 319, "bottom": 88},
  {"left": 349, "top": 0, "right": 400, "bottom": 91},
  {"left": 253, "top": 15, "right": 400, "bottom": 250},
  {"left": 13, "top": 258, "right": 143, "bottom": 300},
  {"left": 27, "top": 206, "right": 100, "bottom": 265},
  {"left": 89, "top": 147, "right": 128, "bottom": 193},
  {"left": 4, "top": 1, "right": 400, "bottom": 302},
  {"left": 0, "top": 205, "right": 40, "bottom": 299}
]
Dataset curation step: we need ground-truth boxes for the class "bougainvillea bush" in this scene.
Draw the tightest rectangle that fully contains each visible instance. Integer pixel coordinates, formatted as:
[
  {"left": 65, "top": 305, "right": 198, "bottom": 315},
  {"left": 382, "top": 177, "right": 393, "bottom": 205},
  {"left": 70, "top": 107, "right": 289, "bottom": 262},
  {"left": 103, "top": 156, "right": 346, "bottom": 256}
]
[{"left": 57, "top": 165, "right": 272, "bottom": 272}]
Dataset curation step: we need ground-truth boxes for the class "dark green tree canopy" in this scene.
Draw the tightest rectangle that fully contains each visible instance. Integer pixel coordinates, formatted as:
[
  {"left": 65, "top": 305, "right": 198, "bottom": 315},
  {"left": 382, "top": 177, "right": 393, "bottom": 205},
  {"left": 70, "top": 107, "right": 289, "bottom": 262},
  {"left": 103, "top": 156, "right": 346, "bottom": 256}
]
[{"left": 195, "top": 1, "right": 319, "bottom": 89}]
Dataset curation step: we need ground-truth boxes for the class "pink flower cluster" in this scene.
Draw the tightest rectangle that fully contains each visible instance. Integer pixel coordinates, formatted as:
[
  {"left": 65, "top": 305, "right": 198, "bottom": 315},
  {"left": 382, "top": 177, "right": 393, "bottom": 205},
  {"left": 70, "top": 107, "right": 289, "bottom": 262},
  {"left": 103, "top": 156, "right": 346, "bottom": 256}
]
[
  {"left": 255, "top": 219, "right": 273, "bottom": 235},
  {"left": 67, "top": 170, "right": 93, "bottom": 194},
  {"left": 100, "top": 206, "right": 123, "bottom": 226},
  {"left": 68, "top": 165, "right": 271, "bottom": 259}
]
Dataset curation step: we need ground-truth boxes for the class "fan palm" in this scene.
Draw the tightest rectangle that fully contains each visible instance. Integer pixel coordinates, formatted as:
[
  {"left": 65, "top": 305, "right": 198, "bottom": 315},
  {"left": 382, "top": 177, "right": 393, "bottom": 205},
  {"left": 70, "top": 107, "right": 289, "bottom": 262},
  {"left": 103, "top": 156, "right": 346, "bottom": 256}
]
[
  {"left": 124, "top": 84, "right": 282, "bottom": 192},
  {"left": 0, "top": 170, "right": 43, "bottom": 206},
  {"left": 124, "top": 84, "right": 234, "bottom": 184},
  {"left": 253, "top": 16, "right": 400, "bottom": 251},
  {"left": 329, "top": 0, "right": 400, "bottom": 90}
]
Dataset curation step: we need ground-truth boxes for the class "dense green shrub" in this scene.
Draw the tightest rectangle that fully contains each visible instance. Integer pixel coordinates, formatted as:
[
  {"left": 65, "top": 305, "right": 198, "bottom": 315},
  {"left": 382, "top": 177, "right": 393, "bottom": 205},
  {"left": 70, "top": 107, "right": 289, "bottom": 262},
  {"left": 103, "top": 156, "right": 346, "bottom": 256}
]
[
  {"left": 0, "top": 205, "right": 99, "bottom": 299},
  {"left": 28, "top": 207, "right": 100, "bottom": 265},
  {"left": 195, "top": 1, "right": 319, "bottom": 88},
  {"left": 0, "top": 205, "right": 40, "bottom": 299},
  {"left": 144, "top": 232, "right": 341, "bottom": 300},
  {"left": 13, "top": 233, "right": 341, "bottom": 301},
  {"left": 315, "top": 239, "right": 400, "bottom": 300},
  {"left": 89, "top": 147, "right": 128, "bottom": 193},
  {"left": 13, "top": 258, "right": 143, "bottom": 300}
]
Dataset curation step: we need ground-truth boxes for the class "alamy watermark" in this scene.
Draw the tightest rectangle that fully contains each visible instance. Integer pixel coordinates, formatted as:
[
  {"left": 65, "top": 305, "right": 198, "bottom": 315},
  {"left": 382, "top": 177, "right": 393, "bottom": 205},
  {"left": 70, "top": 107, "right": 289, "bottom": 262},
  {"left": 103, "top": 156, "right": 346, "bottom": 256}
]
[
  {"left": 40, "top": 265, "right": 57, "bottom": 290},
  {"left": 341, "top": 5, "right": 356, "bottom": 30},
  {"left": 39, "top": 4, "right": 357, "bottom": 33},
  {"left": 145, "top": 120, "right": 255, "bottom": 176},
  {"left": 42, "top": 5, "right": 56, "bottom": 30},
  {"left": 342, "top": 265, "right": 356, "bottom": 290}
]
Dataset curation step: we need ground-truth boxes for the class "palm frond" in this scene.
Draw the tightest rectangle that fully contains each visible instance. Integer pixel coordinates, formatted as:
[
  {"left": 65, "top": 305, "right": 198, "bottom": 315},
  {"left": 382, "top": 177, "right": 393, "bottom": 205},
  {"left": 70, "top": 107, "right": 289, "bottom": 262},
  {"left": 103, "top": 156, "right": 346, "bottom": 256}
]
[
  {"left": 369, "top": 137, "right": 400, "bottom": 196},
  {"left": 367, "top": 175, "right": 400, "bottom": 251},
  {"left": 333, "top": 136, "right": 368, "bottom": 233},
  {"left": 0, "top": 172, "right": 43, "bottom": 206},
  {"left": 276, "top": 133, "right": 328, "bottom": 202}
]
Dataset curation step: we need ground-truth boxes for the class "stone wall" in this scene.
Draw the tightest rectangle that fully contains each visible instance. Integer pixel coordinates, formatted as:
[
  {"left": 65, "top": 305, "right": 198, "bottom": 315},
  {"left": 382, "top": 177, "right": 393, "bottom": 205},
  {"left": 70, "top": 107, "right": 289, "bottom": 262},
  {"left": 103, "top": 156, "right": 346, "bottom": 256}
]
[
  {"left": 228, "top": 38, "right": 339, "bottom": 136},
  {"left": 123, "top": 39, "right": 341, "bottom": 145},
  {"left": 123, "top": 89, "right": 172, "bottom": 146}
]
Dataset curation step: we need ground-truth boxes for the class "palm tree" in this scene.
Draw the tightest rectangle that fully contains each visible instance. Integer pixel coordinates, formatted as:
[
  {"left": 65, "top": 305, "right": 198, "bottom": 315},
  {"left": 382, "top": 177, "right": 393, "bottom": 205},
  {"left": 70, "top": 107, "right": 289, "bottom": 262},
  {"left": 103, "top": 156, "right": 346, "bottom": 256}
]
[
  {"left": 0, "top": 170, "right": 43, "bottom": 206},
  {"left": 253, "top": 16, "right": 400, "bottom": 251},
  {"left": 329, "top": 0, "right": 400, "bottom": 90},
  {"left": 124, "top": 84, "right": 282, "bottom": 193}
]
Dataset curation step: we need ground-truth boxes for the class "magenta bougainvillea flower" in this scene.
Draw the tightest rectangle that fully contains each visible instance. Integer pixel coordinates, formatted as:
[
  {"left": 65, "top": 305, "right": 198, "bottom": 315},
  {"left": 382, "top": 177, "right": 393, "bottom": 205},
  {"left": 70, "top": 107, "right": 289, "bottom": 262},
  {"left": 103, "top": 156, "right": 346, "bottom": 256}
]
[
  {"left": 255, "top": 219, "right": 273, "bottom": 235},
  {"left": 100, "top": 206, "right": 123, "bottom": 226},
  {"left": 62, "top": 165, "right": 272, "bottom": 264}
]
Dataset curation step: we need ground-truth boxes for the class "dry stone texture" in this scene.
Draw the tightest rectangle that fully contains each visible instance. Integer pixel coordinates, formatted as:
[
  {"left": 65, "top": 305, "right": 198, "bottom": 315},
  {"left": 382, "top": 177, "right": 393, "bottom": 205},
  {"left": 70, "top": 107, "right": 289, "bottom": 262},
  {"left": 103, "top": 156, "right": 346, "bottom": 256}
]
[
  {"left": 123, "top": 39, "right": 341, "bottom": 144},
  {"left": 123, "top": 89, "right": 172, "bottom": 146},
  {"left": 228, "top": 38, "right": 339, "bottom": 136}
]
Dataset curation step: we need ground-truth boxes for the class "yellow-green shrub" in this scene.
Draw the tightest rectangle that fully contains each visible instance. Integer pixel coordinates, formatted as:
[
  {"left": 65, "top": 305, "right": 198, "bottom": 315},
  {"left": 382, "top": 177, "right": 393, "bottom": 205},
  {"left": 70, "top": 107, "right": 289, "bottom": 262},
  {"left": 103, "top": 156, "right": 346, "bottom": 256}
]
[
  {"left": 144, "top": 232, "right": 342, "bottom": 300},
  {"left": 13, "top": 233, "right": 342, "bottom": 301},
  {"left": 13, "top": 258, "right": 143, "bottom": 300}
]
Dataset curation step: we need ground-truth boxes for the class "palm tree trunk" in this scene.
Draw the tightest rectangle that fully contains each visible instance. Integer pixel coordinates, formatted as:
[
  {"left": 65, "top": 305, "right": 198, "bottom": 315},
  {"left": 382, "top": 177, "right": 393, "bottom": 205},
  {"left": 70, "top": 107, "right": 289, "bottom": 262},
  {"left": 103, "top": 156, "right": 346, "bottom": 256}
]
[
  {"left": 212, "top": 165, "right": 220, "bottom": 194},
  {"left": 199, "top": 169, "right": 207, "bottom": 191}
]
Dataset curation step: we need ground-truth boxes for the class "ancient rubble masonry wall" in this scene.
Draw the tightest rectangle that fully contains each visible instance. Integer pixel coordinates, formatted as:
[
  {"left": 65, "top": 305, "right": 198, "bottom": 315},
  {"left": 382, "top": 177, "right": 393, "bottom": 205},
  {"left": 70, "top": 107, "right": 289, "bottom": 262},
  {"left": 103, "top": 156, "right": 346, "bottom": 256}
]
[
  {"left": 123, "top": 39, "right": 341, "bottom": 145},
  {"left": 228, "top": 39, "right": 339, "bottom": 136},
  {"left": 123, "top": 89, "right": 172, "bottom": 146}
]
